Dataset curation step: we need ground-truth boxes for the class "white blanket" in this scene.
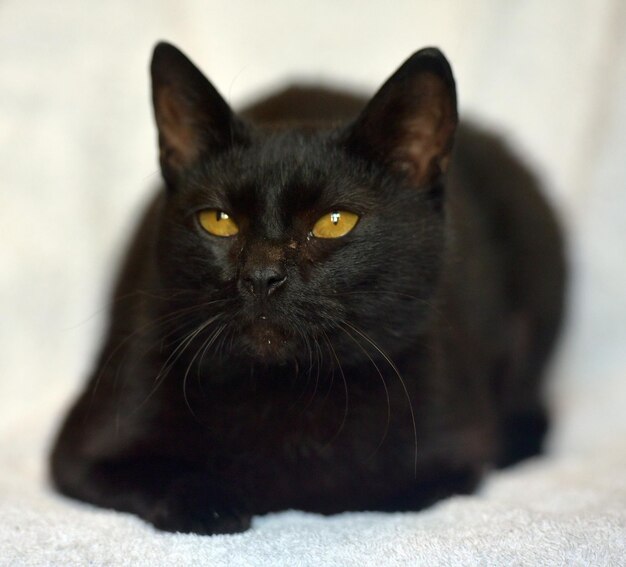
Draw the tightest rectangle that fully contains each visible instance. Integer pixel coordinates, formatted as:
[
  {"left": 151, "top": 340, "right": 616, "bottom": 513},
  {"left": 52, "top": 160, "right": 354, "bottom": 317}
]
[{"left": 2, "top": 1, "right": 625, "bottom": 565}]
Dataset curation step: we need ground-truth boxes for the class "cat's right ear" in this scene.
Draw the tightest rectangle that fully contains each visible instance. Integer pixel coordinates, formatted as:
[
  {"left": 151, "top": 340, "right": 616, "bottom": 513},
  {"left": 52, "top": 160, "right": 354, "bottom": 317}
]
[{"left": 150, "top": 42, "right": 244, "bottom": 187}]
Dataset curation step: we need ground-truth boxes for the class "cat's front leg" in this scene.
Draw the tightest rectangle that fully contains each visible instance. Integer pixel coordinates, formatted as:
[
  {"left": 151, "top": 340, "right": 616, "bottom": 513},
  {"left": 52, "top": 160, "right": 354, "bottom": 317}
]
[
  {"left": 142, "top": 470, "right": 251, "bottom": 534},
  {"left": 52, "top": 455, "right": 251, "bottom": 535}
]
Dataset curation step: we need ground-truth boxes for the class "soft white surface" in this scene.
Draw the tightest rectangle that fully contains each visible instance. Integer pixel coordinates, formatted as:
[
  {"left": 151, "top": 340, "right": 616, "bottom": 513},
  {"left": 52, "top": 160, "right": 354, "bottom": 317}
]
[{"left": 1, "top": 1, "right": 625, "bottom": 565}]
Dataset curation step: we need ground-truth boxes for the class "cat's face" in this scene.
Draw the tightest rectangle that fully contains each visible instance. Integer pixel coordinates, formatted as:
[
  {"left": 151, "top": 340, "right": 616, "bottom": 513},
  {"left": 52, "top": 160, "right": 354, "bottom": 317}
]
[{"left": 150, "top": 43, "right": 457, "bottom": 365}]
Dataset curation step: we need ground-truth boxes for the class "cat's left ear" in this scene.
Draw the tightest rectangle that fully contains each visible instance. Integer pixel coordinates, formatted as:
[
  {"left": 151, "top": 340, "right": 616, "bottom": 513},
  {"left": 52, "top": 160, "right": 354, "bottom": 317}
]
[
  {"left": 150, "top": 42, "right": 244, "bottom": 186},
  {"left": 345, "top": 48, "right": 457, "bottom": 188}
]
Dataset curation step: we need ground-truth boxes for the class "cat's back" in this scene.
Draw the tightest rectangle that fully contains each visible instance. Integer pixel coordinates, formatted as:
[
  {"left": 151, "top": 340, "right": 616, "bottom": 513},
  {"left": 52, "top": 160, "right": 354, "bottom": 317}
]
[
  {"left": 448, "top": 123, "right": 565, "bottom": 326},
  {"left": 240, "top": 85, "right": 366, "bottom": 125}
]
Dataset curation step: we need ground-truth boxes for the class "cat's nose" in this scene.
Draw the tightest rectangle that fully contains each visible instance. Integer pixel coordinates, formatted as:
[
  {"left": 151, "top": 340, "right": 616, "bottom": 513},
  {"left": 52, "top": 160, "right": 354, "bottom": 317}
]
[{"left": 240, "top": 265, "right": 287, "bottom": 298}]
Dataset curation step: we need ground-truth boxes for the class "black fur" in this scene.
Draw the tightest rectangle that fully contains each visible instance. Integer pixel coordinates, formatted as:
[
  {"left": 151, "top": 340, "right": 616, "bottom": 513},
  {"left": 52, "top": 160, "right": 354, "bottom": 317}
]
[{"left": 50, "top": 42, "right": 566, "bottom": 534}]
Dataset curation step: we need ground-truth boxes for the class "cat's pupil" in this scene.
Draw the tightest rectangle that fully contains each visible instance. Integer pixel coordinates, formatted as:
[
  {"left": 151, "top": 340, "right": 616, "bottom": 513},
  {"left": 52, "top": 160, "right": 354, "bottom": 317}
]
[
  {"left": 218, "top": 211, "right": 229, "bottom": 221},
  {"left": 330, "top": 211, "right": 340, "bottom": 225}
]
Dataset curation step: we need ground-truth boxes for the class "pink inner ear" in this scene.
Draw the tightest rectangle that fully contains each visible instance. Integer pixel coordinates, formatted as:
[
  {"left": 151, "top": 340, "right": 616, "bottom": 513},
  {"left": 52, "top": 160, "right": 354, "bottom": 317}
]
[
  {"left": 391, "top": 75, "right": 456, "bottom": 187},
  {"left": 395, "top": 112, "right": 455, "bottom": 185},
  {"left": 156, "top": 87, "right": 200, "bottom": 171}
]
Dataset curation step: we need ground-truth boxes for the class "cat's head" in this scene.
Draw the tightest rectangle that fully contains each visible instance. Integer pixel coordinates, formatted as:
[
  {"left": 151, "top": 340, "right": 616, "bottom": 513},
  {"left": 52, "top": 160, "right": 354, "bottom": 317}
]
[{"left": 149, "top": 42, "right": 457, "bottom": 365}]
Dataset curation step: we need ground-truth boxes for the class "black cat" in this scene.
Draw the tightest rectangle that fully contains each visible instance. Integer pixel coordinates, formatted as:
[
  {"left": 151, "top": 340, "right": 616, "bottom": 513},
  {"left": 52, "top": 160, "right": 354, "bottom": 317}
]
[{"left": 50, "top": 42, "right": 566, "bottom": 534}]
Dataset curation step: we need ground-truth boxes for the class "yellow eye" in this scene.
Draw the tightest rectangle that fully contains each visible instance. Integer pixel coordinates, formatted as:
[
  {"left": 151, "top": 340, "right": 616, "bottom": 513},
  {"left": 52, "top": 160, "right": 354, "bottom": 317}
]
[
  {"left": 311, "top": 210, "right": 359, "bottom": 239},
  {"left": 198, "top": 209, "right": 239, "bottom": 237}
]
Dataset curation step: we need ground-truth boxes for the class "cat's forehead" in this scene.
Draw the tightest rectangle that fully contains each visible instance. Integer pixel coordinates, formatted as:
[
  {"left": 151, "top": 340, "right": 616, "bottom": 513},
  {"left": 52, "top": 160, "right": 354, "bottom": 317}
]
[
  {"left": 253, "top": 128, "right": 324, "bottom": 161},
  {"left": 206, "top": 128, "right": 369, "bottom": 210},
  {"left": 247, "top": 128, "right": 338, "bottom": 183}
]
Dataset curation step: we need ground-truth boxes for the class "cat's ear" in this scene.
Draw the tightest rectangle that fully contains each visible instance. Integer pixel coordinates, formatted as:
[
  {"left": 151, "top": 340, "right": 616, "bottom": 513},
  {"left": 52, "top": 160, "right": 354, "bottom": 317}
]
[
  {"left": 346, "top": 48, "right": 457, "bottom": 188},
  {"left": 150, "top": 42, "right": 243, "bottom": 186}
]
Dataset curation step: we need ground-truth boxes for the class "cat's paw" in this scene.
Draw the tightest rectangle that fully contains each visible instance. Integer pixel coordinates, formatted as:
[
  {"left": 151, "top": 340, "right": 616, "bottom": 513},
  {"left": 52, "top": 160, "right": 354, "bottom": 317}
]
[{"left": 144, "top": 477, "right": 251, "bottom": 535}]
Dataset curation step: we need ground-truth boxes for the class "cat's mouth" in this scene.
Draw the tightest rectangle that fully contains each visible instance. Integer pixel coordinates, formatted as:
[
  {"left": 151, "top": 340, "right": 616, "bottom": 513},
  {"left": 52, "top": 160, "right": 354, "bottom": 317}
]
[{"left": 239, "top": 318, "right": 295, "bottom": 362}]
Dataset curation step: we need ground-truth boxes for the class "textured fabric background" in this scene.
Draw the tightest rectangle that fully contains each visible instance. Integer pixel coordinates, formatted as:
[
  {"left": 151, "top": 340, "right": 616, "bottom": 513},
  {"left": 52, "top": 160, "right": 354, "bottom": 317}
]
[{"left": 1, "top": 1, "right": 625, "bottom": 565}]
